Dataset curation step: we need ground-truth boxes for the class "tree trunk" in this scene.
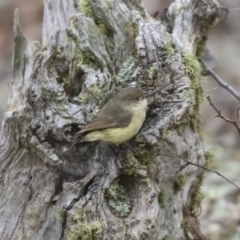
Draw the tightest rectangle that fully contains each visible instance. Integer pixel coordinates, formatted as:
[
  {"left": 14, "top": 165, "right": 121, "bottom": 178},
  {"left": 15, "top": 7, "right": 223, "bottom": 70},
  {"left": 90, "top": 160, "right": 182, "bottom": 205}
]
[{"left": 0, "top": 0, "right": 219, "bottom": 239}]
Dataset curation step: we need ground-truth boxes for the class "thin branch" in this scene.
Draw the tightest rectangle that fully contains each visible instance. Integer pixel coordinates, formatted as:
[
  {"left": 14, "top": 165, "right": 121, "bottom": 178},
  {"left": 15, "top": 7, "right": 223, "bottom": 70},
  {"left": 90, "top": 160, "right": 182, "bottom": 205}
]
[
  {"left": 219, "top": 7, "right": 229, "bottom": 22},
  {"left": 207, "top": 95, "right": 240, "bottom": 135},
  {"left": 221, "top": 6, "right": 240, "bottom": 12},
  {"left": 219, "top": 7, "right": 240, "bottom": 24},
  {"left": 159, "top": 154, "right": 240, "bottom": 191},
  {"left": 179, "top": 156, "right": 240, "bottom": 191},
  {"left": 237, "top": 107, "right": 240, "bottom": 127},
  {"left": 201, "top": 60, "right": 240, "bottom": 101}
]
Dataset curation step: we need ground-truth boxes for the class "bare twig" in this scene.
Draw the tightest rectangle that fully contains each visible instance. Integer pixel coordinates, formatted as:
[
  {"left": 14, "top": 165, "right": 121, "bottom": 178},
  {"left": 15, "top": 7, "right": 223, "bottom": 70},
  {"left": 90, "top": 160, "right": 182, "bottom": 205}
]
[
  {"left": 237, "top": 107, "right": 240, "bottom": 126},
  {"left": 221, "top": 6, "right": 240, "bottom": 12},
  {"left": 219, "top": 7, "right": 240, "bottom": 26},
  {"left": 179, "top": 156, "right": 240, "bottom": 191},
  {"left": 207, "top": 95, "right": 240, "bottom": 135},
  {"left": 201, "top": 60, "right": 240, "bottom": 101},
  {"left": 159, "top": 154, "right": 240, "bottom": 191},
  {"left": 219, "top": 7, "right": 229, "bottom": 22}
]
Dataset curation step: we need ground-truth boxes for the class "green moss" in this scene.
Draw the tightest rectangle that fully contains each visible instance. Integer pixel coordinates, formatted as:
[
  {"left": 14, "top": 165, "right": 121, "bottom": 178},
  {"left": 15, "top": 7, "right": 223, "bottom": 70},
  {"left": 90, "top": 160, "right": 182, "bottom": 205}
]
[
  {"left": 80, "top": 85, "right": 103, "bottom": 103},
  {"left": 182, "top": 52, "right": 203, "bottom": 130},
  {"left": 124, "top": 152, "right": 139, "bottom": 176},
  {"left": 78, "top": 0, "right": 113, "bottom": 41},
  {"left": 148, "top": 66, "right": 156, "bottom": 80},
  {"left": 185, "top": 151, "right": 218, "bottom": 220},
  {"left": 133, "top": 135, "right": 153, "bottom": 168},
  {"left": 162, "top": 235, "right": 170, "bottom": 240},
  {"left": 134, "top": 148, "right": 153, "bottom": 167},
  {"left": 134, "top": 151, "right": 151, "bottom": 168},
  {"left": 189, "top": 176, "right": 204, "bottom": 218},
  {"left": 181, "top": 219, "right": 189, "bottom": 234},
  {"left": 174, "top": 175, "right": 187, "bottom": 192},
  {"left": 134, "top": 135, "right": 146, "bottom": 148},
  {"left": 204, "top": 145, "right": 221, "bottom": 168},
  {"left": 162, "top": 130, "right": 173, "bottom": 139},
  {"left": 182, "top": 53, "right": 202, "bottom": 83},
  {"left": 167, "top": 12, "right": 175, "bottom": 32},
  {"left": 158, "top": 187, "right": 167, "bottom": 207},
  {"left": 14, "top": 34, "right": 27, "bottom": 72},
  {"left": 76, "top": 53, "right": 84, "bottom": 68},
  {"left": 124, "top": 150, "right": 151, "bottom": 177},
  {"left": 148, "top": 67, "right": 155, "bottom": 79},
  {"left": 116, "top": 57, "right": 136, "bottom": 84},
  {"left": 165, "top": 39, "right": 175, "bottom": 58},
  {"left": 79, "top": 0, "right": 94, "bottom": 17},
  {"left": 98, "top": 23, "right": 107, "bottom": 35},
  {"left": 52, "top": 205, "right": 64, "bottom": 220},
  {"left": 211, "top": 18, "right": 220, "bottom": 28},
  {"left": 79, "top": 92, "right": 90, "bottom": 104},
  {"left": 127, "top": 22, "right": 138, "bottom": 39},
  {"left": 140, "top": 177, "right": 150, "bottom": 184},
  {"left": 78, "top": 51, "right": 102, "bottom": 71},
  {"left": 87, "top": 85, "right": 102, "bottom": 100},
  {"left": 106, "top": 179, "right": 131, "bottom": 218},
  {"left": 196, "top": 35, "right": 207, "bottom": 58},
  {"left": 66, "top": 207, "right": 103, "bottom": 240}
]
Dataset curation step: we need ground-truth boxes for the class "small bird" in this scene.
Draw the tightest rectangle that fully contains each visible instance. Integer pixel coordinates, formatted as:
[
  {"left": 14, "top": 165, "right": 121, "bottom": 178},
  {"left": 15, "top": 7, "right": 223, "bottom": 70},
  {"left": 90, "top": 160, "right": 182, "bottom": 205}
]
[{"left": 63, "top": 88, "right": 148, "bottom": 151}]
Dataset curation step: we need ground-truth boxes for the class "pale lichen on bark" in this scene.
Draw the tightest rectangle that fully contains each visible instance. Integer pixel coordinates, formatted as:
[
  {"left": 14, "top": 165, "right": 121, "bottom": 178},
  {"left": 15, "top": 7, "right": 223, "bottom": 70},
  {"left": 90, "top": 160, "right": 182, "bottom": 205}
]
[{"left": 0, "top": 0, "right": 219, "bottom": 239}]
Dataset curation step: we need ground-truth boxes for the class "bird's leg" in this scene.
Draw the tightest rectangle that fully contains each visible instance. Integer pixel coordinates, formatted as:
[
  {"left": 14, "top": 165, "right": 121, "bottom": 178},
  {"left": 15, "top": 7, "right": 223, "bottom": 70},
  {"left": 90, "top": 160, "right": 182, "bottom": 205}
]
[
  {"left": 107, "top": 143, "right": 130, "bottom": 155},
  {"left": 108, "top": 144, "right": 120, "bottom": 155},
  {"left": 118, "top": 143, "right": 130, "bottom": 152}
]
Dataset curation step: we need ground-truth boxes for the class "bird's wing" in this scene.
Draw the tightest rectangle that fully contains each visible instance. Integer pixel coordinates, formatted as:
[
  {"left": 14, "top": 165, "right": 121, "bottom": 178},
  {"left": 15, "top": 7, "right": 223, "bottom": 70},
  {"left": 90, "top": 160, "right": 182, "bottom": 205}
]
[{"left": 80, "top": 106, "right": 132, "bottom": 133}]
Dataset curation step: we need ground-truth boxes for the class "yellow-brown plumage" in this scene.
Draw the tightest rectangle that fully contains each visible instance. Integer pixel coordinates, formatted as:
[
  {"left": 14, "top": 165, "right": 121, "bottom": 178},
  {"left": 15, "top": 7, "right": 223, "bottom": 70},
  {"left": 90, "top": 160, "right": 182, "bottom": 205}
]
[{"left": 63, "top": 88, "right": 147, "bottom": 151}]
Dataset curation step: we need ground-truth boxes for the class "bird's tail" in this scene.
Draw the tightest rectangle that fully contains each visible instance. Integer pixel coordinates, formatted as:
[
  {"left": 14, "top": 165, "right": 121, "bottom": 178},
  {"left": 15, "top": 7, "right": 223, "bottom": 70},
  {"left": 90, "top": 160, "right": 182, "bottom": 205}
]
[{"left": 62, "top": 133, "right": 84, "bottom": 152}]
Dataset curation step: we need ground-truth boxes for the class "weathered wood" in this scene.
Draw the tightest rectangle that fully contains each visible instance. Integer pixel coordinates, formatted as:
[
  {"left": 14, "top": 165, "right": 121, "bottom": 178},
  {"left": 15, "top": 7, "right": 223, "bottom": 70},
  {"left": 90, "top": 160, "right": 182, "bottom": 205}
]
[{"left": 0, "top": 0, "right": 219, "bottom": 239}]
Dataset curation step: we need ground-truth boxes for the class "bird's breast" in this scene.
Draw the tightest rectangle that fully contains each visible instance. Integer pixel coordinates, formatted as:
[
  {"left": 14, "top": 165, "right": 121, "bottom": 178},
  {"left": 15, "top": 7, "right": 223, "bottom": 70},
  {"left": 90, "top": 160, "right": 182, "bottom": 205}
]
[
  {"left": 84, "top": 98, "right": 147, "bottom": 145},
  {"left": 99, "top": 108, "right": 146, "bottom": 145}
]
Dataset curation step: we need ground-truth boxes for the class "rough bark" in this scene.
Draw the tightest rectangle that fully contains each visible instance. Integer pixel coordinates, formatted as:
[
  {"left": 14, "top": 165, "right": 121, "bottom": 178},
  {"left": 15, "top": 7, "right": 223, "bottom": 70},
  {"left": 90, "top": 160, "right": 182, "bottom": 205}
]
[{"left": 0, "top": 0, "right": 219, "bottom": 240}]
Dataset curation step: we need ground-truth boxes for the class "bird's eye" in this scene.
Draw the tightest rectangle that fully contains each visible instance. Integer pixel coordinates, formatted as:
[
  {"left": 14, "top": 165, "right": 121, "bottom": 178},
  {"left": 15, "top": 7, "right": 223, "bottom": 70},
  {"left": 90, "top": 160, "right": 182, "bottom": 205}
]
[{"left": 134, "top": 97, "right": 138, "bottom": 102}]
